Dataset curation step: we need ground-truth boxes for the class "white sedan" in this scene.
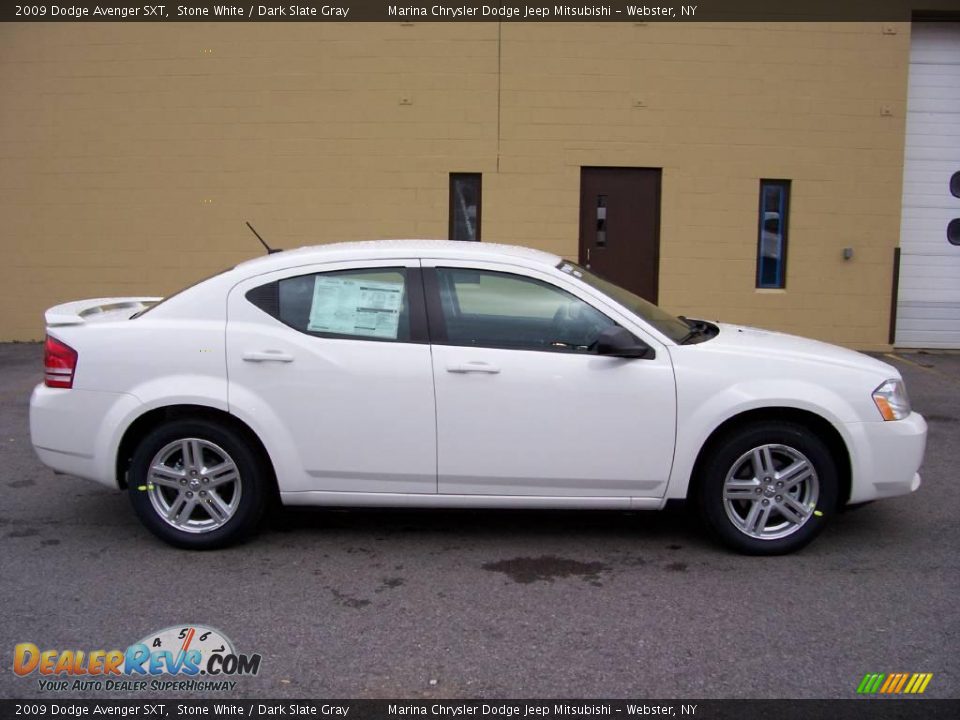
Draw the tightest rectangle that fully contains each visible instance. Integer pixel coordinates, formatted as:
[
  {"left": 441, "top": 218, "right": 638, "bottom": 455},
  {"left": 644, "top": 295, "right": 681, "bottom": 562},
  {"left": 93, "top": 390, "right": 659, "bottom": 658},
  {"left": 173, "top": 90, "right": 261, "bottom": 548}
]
[{"left": 29, "top": 240, "right": 927, "bottom": 554}]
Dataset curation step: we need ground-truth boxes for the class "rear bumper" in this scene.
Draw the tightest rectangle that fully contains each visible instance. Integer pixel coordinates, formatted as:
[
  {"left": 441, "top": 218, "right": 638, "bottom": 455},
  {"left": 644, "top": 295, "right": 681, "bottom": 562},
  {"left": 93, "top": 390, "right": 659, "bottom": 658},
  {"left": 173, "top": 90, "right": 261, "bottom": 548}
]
[
  {"left": 30, "top": 384, "right": 142, "bottom": 489},
  {"left": 845, "top": 411, "right": 927, "bottom": 504}
]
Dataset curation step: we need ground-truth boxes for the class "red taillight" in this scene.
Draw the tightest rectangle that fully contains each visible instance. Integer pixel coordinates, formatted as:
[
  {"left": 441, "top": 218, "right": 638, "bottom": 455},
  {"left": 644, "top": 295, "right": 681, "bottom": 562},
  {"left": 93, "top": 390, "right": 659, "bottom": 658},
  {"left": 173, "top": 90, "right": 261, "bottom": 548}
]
[{"left": 44, "top": 336, "right": 78, "bottom": 389}]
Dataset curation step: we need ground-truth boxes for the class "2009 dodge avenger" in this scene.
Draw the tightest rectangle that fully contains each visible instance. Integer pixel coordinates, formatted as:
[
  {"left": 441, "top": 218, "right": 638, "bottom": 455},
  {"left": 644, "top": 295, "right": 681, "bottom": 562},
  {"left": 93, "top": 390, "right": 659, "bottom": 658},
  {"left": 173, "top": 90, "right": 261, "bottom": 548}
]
[{"left": 30, "top": 240, "right": 926, "bottom": 553}]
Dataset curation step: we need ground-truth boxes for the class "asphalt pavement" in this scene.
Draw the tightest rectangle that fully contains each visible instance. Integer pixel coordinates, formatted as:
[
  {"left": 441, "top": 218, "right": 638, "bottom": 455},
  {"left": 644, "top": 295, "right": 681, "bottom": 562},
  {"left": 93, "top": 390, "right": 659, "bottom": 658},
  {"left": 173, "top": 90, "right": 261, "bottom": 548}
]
[{"left": 0, "top": 342, "right": 957, "bottom": 699}]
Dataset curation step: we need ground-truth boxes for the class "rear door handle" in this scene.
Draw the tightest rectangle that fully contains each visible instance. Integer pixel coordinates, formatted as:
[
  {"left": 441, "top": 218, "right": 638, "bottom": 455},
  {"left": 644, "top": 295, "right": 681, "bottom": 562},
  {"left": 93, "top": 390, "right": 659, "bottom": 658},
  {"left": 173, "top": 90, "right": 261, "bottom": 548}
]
[
  {"left": 446, "top": 361, "right": 500, "bottom": 374},
  {"left": 242, "top": 350, "right": 295, "bottom": 363}
]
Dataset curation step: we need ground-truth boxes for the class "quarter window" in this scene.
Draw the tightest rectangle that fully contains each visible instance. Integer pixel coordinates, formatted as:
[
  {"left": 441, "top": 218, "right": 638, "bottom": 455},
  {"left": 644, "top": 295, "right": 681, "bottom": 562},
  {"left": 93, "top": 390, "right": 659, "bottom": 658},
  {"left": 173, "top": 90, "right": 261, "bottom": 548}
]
[
  {"left": 756, "top": 179, "right": 790, "bottom": 289},
  {"left": 434, "top": 268, "right": 615, "bottom": 352},
  {"left": 247, "top": 267, "right": 413, "bottom": 342},
  {"left": 449, "top": 173, "right": 482, "bottom": 241}
]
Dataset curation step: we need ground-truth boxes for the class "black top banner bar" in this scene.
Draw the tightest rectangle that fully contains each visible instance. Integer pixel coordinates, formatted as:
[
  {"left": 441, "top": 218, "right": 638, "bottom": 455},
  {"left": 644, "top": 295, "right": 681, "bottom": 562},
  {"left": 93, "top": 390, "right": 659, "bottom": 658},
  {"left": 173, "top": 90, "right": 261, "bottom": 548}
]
[
  {"left": 3, "top": 0, "right": 960, "bottom": 23},
  {"left": 1, "top": 701, "right": 960, "bottom": 720}
]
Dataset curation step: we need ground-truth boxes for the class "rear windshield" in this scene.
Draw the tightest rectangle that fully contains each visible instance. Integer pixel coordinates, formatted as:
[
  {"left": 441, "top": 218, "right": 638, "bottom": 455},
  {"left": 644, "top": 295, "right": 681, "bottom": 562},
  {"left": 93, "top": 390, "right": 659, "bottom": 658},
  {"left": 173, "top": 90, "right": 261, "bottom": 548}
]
[{"left": 131, "top": 266, "right": 235, "bottom": 319}]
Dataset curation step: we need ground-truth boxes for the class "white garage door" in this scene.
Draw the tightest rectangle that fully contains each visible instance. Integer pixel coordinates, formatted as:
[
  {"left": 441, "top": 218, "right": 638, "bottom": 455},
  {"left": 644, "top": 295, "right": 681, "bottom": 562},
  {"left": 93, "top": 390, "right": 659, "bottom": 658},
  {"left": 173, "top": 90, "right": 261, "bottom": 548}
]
[{"left": 896, "top": 22, "right": 960, "bottom": 348}]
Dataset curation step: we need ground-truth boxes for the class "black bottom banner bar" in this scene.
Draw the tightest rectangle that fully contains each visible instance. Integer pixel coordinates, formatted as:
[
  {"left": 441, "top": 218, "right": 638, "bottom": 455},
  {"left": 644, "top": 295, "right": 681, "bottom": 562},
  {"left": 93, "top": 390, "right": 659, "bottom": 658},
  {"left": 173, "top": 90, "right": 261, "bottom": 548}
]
[{"left": 1, "top": 700, "right": 959, "bottom": 720}]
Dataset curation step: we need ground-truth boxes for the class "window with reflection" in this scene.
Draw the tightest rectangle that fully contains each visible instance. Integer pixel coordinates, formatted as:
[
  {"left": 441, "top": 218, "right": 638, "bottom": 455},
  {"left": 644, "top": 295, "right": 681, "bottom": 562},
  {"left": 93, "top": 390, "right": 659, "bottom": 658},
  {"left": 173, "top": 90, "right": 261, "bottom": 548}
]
[
  {"left": 756, "top": 180, "right": 791, "bottom": 289},
  {"left": 449, "top": 173, "right": 481, "bottom": 242},
  {"left": 435, "top": 268, "right": 615, "bottom": 352}
]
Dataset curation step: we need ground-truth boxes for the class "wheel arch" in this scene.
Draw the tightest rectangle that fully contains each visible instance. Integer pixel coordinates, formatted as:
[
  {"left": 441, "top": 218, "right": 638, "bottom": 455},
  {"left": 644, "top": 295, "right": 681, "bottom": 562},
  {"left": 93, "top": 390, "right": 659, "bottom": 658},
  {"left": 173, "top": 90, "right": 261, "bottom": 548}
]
[
  {"left": 115, "top": 404, "right": 278, "bottom": 495},
  {"left": 686, "top": 407, "right": 852, "bottom": 509}
]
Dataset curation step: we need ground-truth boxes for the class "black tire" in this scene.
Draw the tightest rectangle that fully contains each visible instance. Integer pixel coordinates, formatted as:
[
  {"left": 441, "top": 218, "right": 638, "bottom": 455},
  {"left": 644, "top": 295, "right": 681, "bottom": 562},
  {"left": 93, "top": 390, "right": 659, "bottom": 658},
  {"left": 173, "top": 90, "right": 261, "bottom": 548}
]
[
  {"left": 696, "top": 421, "right": 838, "bottom": 555},
  {"left": 128, "top": 419, "right": 269, "bottom": 550}
]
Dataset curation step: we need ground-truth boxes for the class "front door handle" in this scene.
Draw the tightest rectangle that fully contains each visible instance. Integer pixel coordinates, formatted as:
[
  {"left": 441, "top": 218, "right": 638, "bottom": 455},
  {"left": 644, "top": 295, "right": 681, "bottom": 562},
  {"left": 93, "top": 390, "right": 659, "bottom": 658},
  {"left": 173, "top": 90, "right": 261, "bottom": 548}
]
[
  {"left": 242, "top": 350, "right": 295, "bottom": 363},
  {"left": 446, "top": 361, "right": 500, "bottom": 374}
]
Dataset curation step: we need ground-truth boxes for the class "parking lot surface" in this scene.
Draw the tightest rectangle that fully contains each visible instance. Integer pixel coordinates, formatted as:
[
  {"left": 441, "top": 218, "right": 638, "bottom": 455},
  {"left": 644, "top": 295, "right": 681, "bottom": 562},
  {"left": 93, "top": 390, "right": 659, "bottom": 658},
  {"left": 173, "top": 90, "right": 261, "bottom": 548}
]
[{"left": 0, "top": 342, "right": 957, "bottom": 699}]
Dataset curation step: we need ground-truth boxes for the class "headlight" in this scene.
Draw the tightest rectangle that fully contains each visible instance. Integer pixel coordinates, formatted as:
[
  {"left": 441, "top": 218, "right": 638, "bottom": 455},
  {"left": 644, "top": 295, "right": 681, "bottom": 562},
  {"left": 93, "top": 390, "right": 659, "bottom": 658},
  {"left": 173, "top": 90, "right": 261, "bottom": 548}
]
[{"left": 872, "top": 378, "right": 911, "bottom": 421}]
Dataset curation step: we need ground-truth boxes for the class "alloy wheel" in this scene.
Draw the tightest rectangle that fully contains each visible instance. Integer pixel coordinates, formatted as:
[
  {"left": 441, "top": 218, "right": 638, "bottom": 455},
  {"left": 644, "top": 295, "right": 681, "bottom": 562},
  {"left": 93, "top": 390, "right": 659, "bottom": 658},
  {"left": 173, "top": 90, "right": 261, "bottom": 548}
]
[
  {"left": 145, "top": 438, "right": 243, "bottom": 534},
  {"left": 722, "top": 443, "right": 819, "bottom": 540}
]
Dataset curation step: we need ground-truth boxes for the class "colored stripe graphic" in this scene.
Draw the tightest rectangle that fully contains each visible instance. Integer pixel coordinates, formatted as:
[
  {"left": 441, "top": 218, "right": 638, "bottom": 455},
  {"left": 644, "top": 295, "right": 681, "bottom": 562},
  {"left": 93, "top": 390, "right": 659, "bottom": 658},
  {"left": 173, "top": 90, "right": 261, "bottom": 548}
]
[
  {"left": 880, "top": 674, "right": 897, "bottom": 693},
  {"left": 906, "top": 673, "right": 934, "bottom": 694},
  {"left": 857, "top": 673, "right": 883, "bottom": 693},
  {"left": 893, "top": 674, "right": 909, "bottom": 693},
  {"left": 904, "top": 674, "right": 920, "bottom": 693},
  {"left": 857, "top": 672, "right": 933, "bottom": 694}
]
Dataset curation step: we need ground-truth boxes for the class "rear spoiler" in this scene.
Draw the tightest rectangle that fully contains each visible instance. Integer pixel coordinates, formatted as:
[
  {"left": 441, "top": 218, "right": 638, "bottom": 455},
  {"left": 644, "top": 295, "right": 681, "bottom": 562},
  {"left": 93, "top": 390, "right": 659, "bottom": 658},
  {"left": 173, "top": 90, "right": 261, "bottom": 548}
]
[{"left": 45, "top": 297, "right": 162, "bottom": 327}]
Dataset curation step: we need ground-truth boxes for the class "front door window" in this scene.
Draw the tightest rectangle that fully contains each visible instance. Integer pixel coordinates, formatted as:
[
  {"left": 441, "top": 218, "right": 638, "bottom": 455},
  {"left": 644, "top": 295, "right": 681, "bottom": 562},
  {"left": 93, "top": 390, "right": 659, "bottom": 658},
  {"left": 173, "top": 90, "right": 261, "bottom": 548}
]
[{"left": 434, "top": 268, "right": 616, "bottom": 353}]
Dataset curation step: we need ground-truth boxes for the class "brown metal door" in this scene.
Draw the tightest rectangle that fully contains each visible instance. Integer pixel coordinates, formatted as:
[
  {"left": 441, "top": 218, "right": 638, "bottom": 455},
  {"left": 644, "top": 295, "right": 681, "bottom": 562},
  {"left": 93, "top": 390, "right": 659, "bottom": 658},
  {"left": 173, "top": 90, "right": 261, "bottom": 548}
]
[{"left": 579, "top": 167, "right": 662, "bottom": 302}]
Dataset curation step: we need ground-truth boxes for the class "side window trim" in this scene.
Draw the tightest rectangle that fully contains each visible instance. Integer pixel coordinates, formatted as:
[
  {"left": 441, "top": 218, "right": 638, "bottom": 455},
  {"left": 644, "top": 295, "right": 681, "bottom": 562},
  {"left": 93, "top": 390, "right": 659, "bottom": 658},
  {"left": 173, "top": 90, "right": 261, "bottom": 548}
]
[
  {"left": 243, "top": 262, "right": 431, "bottom": 345},
  {"left": 421, "top": 266, "right": 622, "bottom": 354},
  {"left": 422, "top": 267, "right": 448, "bottom": 343},
  {"left": 405, "top": 266, "right": 430, "bottom": 343}
]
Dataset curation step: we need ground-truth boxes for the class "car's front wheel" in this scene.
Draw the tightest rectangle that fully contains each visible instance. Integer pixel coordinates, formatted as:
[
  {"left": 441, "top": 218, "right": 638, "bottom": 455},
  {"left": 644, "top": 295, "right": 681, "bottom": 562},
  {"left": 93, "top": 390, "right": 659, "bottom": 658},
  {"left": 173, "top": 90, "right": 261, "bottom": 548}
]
[
  {"left": 697, "top": 421, "right": 838, "bottom": 555},
  {"left": 127, "top": 419, "right": 268, "bottom": 549}
]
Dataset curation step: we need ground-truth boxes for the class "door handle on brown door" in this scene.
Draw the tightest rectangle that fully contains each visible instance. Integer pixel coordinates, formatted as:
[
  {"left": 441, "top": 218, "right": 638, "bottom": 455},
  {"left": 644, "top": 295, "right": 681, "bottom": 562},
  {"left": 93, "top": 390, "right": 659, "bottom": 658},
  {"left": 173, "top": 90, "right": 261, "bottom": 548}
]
[
  {"left": 242, "top": 350, "right": 295, "bottom": 363},
  {"left": 446, "top": 361, "right": 500, "bottom": 374}
]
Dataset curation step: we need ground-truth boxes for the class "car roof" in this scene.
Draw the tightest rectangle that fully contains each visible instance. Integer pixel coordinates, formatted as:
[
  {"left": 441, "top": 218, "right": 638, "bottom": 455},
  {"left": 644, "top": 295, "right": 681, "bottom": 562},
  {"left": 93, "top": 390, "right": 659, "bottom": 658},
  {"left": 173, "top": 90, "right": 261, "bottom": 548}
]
[{"left": 234, "top": 239, "right": 563, "bottom": 273}]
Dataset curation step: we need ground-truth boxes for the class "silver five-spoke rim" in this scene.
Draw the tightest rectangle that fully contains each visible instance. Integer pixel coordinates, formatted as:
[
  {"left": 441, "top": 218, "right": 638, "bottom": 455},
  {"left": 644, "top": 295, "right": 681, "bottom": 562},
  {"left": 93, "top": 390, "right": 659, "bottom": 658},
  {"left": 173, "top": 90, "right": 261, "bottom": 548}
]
[
  {"left": 723, "top": 444, "right": 819, "bottom": 540},
  {"left": 146, "top": 438, "right": 242, "bottom": 534}
]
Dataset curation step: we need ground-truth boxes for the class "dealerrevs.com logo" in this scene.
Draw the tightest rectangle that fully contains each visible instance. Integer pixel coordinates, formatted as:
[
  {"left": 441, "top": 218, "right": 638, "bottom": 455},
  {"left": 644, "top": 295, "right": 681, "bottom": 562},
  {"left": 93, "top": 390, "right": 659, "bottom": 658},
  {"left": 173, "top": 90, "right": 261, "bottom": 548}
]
[{"left": 13, "top": 624, "right": 262, "bottom": 693}]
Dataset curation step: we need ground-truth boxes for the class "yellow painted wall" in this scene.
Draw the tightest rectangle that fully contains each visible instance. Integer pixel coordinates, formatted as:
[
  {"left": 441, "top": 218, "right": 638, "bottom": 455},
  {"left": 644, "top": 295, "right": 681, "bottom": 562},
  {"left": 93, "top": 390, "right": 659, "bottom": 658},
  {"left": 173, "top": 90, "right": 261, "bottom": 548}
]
[{"left": 0, "top": 22, "right": 909, "bottom": 347}]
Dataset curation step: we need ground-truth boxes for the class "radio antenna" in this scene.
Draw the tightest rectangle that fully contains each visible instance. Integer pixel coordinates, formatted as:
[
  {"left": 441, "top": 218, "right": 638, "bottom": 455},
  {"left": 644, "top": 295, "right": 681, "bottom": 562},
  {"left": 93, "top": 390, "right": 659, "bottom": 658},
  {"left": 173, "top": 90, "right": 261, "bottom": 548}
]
[{"left": 245, "top": 221, "right": 282, "bottom": 254}]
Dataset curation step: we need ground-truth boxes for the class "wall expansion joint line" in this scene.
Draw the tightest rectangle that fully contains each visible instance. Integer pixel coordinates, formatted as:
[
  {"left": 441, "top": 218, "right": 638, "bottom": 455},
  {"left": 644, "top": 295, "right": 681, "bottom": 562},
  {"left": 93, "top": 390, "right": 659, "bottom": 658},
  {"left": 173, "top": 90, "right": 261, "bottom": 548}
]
[{"left": 497, "top": 21, "right": 502, "bottom": 174}]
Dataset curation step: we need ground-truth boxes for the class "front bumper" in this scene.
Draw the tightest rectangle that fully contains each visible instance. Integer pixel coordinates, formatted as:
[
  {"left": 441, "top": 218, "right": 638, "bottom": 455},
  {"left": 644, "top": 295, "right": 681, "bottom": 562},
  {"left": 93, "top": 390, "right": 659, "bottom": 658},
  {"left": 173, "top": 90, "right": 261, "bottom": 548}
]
[{"left": 845, "top": 411, "right": 927, "bottom": 504}]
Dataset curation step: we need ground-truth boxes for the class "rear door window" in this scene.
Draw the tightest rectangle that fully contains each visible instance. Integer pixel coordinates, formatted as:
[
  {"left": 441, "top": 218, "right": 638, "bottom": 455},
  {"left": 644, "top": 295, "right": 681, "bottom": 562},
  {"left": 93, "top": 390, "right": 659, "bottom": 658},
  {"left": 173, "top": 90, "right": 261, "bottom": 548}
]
[{"left": 247, "top": 267, "right": 416, "bottom": 342}]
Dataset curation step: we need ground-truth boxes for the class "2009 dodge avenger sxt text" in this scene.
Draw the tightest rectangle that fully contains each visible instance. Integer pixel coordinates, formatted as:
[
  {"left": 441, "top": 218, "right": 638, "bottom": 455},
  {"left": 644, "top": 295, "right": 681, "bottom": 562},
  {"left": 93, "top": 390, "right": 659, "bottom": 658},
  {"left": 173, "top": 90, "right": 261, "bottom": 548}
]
[{"left": 29, "top": 240, "right": 927, "bottom": 554}]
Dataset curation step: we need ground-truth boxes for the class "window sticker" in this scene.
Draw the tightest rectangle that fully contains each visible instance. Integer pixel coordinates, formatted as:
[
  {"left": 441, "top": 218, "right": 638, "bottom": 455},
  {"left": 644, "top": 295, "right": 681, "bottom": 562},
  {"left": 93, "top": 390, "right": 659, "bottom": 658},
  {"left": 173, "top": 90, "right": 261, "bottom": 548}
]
[{"left": 307, "top": 276, "right": 404, "bottom": 339}]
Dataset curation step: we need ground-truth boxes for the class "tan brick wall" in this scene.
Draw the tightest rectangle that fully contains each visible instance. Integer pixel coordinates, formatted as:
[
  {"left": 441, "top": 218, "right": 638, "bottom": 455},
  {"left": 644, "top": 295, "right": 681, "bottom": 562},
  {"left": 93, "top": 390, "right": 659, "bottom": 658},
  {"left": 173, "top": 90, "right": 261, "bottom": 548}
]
[{"left": 0, "top": 22, "right": 909, "bottom": 347}]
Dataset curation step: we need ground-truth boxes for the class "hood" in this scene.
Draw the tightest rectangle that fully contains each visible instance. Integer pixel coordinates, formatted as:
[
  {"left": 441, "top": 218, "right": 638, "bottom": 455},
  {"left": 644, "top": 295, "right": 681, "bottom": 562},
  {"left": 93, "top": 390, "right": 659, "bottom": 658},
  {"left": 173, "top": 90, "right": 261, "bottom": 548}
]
[{"left": 701, "top": 322, "right": 898, "bottom": 377}]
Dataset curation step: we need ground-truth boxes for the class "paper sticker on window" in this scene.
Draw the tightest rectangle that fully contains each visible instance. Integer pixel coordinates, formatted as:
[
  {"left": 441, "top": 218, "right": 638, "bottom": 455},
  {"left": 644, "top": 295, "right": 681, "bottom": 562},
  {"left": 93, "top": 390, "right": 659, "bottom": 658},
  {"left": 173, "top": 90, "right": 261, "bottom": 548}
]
[{"left": 307, "top": 276, "right": 404, "bottom": 339}]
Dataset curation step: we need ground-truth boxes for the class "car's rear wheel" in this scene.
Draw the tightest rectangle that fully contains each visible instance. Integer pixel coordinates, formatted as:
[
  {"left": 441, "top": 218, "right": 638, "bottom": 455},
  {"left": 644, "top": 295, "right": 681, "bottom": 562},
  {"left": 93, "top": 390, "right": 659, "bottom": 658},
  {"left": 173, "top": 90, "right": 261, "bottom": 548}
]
[
  {"left": 697, "top": 421, "right": 838, "bottom": 555},
  {"left": 128, "top": 419, "right": 268, "bottom": 549}
]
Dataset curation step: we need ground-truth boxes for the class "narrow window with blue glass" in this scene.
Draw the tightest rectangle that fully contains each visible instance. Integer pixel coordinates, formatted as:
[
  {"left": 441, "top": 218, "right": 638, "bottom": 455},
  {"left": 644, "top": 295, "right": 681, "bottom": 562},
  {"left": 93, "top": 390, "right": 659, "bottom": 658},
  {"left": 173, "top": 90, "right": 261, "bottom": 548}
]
[{"left": 756, "top": 179, "right": 790, "bottom": 289}]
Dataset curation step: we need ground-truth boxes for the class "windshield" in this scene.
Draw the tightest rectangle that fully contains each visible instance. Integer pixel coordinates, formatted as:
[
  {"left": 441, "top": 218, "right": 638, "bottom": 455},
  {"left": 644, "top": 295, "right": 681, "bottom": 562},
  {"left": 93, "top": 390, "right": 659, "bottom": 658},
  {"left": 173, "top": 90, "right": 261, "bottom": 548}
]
[{"left": 557, "top": 261, "right": 692, "bottom": 343}]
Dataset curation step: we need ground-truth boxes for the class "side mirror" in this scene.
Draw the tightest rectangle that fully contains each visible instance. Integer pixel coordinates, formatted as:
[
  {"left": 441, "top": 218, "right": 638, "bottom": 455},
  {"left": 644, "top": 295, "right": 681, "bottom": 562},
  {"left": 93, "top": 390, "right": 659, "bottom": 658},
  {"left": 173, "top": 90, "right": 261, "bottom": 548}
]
[{"left": 595, "top": 326, "right": 654, "bottom": 359}]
